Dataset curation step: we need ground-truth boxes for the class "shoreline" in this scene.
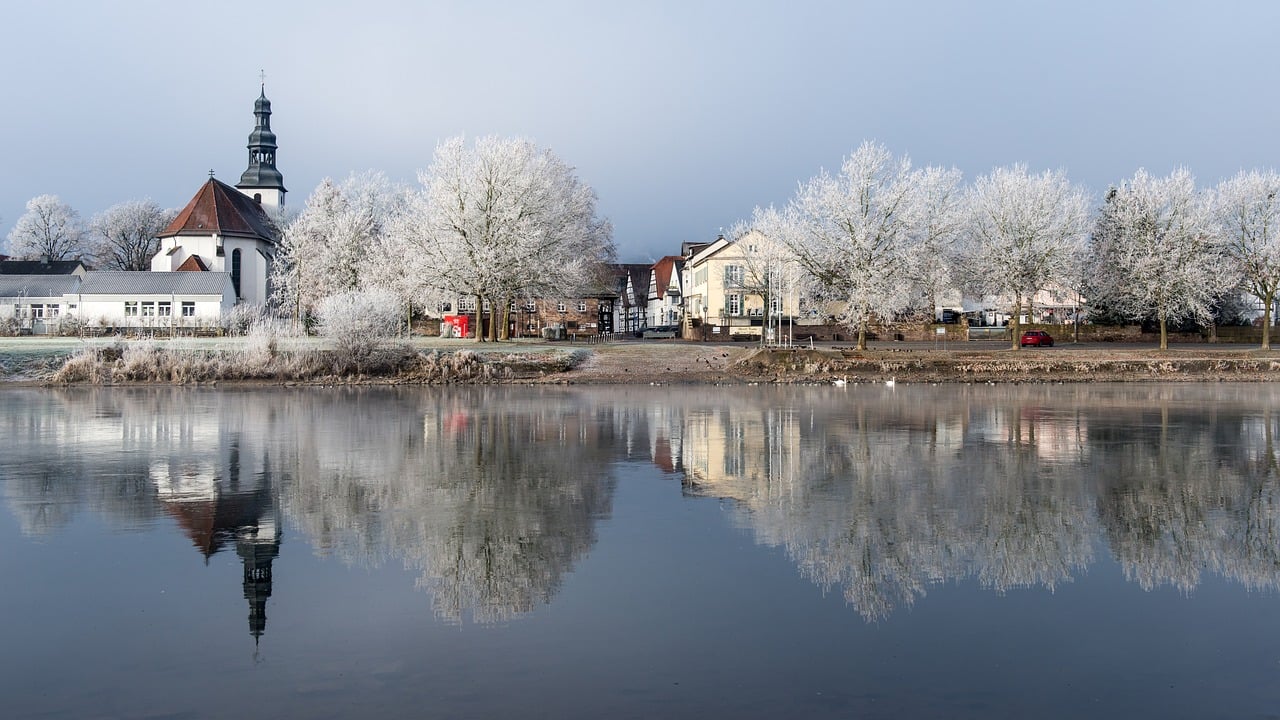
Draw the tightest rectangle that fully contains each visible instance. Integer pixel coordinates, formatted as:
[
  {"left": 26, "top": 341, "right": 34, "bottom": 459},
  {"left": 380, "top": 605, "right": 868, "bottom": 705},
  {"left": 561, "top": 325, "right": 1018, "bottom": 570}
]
[{"left": 5, "top": 339, "right": 1280, "bottom": 386}]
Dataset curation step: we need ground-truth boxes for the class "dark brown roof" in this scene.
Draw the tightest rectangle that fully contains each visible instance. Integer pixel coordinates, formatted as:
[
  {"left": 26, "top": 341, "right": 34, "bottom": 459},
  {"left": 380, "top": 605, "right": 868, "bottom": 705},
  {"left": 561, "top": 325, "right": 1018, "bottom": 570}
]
[
  {"left": 0, "top": 259, "right": 86, "bottom": 275},
  {"left": 159, "top": 177, "right": 278, "bottom": 242},
  {"left": 175, "top": 255, "right": 210, "bottom": 272},
  {"left": 628, "top": 267, "right": 651, "bottom": 306}
]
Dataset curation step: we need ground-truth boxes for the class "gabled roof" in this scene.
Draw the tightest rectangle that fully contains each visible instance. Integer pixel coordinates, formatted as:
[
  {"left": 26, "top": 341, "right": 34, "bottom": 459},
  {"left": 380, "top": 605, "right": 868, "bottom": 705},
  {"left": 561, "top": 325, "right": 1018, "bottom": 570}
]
[
  {"left": 175, "top": 255, "right": 210, "bottom": 272},
  {"left": 159, "top": 178, "right": 277, "bottom": 242},
  {"left": 650, "top": 256, "right": 684, "bottom": 298},
  {"left": 687, "top": 236, "right": 733, "bottom": 266},
  {"left": 0, "top": 275, "right": 81, "bottom": 299},
  {"left": 80, "top": 271, "right": 232, "bottom": 296},
  {"left": 608, "top": 264, "right": 651, "bottom": 307},
  {"left": 0, "top": 259, "right": 86, "bottom": 275}
]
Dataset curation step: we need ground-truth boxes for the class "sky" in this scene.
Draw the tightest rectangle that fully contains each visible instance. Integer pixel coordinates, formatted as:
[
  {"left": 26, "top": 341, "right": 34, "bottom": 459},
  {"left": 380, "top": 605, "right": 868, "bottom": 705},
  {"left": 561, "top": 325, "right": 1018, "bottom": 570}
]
[{"left": 2, "top": 0, "right": 1278, "bottom": 263}]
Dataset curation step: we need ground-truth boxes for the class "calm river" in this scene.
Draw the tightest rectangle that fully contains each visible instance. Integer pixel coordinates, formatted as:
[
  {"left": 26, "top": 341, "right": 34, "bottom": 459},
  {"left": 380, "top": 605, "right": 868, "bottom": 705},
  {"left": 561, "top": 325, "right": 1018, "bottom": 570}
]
[{"left": 2, "top": 384, "right": 1279, "bottom": 719}]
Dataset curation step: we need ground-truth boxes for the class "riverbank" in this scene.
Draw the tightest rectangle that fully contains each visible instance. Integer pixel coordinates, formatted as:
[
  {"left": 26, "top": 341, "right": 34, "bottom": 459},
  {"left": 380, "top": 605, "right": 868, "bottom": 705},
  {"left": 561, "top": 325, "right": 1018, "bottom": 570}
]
[
  {"left": 5, "top": 336, "right": 1280, "bottom": 385},
  {"left": 2, "top": 333, "right": 1280, "bottom": 384},
  {"left": 536, "top": 343, "right": 1280, "bottom": 384}
]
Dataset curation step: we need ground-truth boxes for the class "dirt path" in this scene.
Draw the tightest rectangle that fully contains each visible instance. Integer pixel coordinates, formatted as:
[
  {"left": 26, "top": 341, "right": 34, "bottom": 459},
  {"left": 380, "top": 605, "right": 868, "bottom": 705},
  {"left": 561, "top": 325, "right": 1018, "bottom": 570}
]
[{"left": 536, "top": 341, "right": 756, "bottom": 383}]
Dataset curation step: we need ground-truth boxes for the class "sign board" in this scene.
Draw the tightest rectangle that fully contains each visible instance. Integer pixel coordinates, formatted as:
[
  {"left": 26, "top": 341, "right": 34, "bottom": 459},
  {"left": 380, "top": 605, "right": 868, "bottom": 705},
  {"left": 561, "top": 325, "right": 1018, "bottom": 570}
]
[{"left": 936, "top": 327, "right": 946, "bottom": 335}]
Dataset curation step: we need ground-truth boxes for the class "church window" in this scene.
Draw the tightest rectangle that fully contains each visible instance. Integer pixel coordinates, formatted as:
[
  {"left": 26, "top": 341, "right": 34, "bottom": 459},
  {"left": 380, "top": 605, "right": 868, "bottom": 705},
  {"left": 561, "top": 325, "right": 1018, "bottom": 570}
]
[{"left": 231, "top": 249, "right": 242, "bottom": 298}]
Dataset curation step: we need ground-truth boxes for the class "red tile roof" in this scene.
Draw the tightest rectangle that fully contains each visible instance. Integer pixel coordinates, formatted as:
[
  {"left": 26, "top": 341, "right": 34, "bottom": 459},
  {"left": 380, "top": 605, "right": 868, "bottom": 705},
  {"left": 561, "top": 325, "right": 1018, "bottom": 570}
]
[
  {"left": 174, "top": 255, "right": 210, "bottom": 271},
  {"left": 650, "top": 256, "right": 683, "bottom": 296},
  {"left": 159, "top": 177, "right": 278, "bottom": 242}
]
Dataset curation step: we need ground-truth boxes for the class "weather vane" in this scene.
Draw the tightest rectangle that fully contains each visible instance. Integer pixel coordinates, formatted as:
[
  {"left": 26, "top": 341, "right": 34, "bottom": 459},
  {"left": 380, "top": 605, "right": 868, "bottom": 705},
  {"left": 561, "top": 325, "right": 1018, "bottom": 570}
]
[{"left": 259, "top": 68, "right": 266, "bottom": 88}]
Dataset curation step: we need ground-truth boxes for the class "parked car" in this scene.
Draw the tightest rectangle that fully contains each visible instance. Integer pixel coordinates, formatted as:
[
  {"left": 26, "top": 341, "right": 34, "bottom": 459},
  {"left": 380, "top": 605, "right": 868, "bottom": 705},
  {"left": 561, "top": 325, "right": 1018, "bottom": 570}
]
[
  {"left": 1020, "top": 330, "right": 1054, "bottom": 347},
  {"left": 641, "top": 326, "right": 678, "bottom": 339}
]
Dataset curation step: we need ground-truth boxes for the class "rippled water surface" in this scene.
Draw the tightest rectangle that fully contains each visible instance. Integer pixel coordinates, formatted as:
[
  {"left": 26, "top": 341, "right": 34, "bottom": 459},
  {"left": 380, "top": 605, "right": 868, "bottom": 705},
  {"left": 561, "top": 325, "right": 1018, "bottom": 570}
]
[{"left": 2, "top": 384, "right": 1280, "bottom": 719}]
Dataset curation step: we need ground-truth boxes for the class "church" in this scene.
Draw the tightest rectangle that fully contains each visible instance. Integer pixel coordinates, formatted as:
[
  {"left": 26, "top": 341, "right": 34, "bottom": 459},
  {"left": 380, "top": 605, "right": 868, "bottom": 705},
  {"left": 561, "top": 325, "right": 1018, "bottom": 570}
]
[
  {"left": 151, "top": 85, "right": 288, "bottom": 306},
  {"left": 0, "top": 86, "right": 287, "bottom": 333}
]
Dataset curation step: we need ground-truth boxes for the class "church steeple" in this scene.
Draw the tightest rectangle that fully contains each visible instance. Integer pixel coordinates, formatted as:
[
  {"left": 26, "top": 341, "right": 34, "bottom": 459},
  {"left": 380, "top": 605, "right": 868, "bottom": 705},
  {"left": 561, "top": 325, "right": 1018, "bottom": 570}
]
[{"left": 236, "top": 82, "right": 287, "bottom": 207}]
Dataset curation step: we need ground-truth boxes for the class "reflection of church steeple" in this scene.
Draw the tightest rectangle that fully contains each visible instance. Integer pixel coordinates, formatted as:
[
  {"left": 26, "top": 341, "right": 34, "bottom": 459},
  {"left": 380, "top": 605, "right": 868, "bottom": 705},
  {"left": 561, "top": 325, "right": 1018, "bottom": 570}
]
[
  {"left": 238, "top": 519, "right": 280, "bottom": 643},
  {"left": 153, "top": 436, "right": 283, "bottom": 642}
]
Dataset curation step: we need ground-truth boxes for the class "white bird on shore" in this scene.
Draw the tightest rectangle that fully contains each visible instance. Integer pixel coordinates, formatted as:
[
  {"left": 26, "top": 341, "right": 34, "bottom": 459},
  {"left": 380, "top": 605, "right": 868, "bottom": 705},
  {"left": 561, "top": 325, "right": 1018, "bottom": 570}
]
[
  {"left": 885, "top": 377, "right": 896, "bottom": 388},
  {"left": 833, "top": 377, "right": 847, "bottom": 387}
]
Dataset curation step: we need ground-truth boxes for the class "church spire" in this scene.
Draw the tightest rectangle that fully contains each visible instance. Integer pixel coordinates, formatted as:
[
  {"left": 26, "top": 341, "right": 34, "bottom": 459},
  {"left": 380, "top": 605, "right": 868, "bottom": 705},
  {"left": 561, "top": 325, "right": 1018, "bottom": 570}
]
[{"left": 236, "top": 80, "right": 287, "bottom": 207}]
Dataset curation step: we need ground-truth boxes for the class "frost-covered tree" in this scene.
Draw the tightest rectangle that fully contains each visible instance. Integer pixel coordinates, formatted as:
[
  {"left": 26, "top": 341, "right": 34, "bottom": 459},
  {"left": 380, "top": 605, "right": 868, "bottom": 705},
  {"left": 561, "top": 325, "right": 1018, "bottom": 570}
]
[
  {"left": 88, "top": 200, "right": 175, "bottom": 270},
  {"left": 6, "top": 195, "right": 89, "bottom": 261},
  {"left": 272, "top": 172, "right": 406, "bottom": 322},
  {"left": 396, "top": 136, "right": 614, "bottom": 342},
  {"left": 907, "top": 165, "right": 966, "bottom": 319},
  {"left": 776, "top": 141, "right": 924, "bottom": 350},
  {"left": 725, "top": 217, "right": 806, "bottom": 346},
  {"left": 1090, "top": 168, "right": 1230, "bottom": 350},
  {"left": 960, "top": 165, "right": 1091, "bottom": 349},
  {"left": 1216, "top": 169, "right": 1280, "bottom": 349}
]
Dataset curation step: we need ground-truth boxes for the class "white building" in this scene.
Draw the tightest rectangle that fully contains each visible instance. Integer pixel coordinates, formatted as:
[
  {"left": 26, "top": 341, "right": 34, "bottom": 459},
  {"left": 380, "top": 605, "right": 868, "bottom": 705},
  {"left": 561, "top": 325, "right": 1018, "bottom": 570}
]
[
  {"left": 151, "top": 85, "right": 286, "bottom": 306},
  {"left": 0, "top": 272, "right": 234, "bottom": 334}
]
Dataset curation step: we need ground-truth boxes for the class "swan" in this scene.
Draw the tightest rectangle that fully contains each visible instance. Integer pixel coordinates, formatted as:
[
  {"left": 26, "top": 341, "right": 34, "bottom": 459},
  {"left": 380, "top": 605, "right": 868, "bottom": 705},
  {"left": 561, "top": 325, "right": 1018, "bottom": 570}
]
[
  {"left": 885, "top": 377, "right": 896, "bottom": 388},
  {"left": 833, "top": 377, "right": 847, "bottom": 387}
]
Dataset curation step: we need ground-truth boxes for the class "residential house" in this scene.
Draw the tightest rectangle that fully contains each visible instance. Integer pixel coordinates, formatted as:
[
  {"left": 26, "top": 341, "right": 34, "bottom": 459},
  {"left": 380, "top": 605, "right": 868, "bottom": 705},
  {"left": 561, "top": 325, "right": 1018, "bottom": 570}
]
[
  {"left": 647, "top": 256, "right": 684, "bottom": 329},
  {"left": 681, "top": 232, "right": 802, "bottom": 340}
]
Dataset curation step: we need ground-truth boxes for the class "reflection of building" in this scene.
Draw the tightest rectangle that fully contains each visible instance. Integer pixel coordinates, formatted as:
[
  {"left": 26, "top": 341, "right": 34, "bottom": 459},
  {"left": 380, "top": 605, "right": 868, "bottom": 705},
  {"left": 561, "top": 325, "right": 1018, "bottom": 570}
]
[{"left": 153, "top": 437, "right": 281, "bottom": 643}]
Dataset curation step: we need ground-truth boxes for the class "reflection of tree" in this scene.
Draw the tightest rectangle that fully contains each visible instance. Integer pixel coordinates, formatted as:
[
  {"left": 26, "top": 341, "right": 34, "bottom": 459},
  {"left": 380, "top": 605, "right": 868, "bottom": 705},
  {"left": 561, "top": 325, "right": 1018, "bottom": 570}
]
[
  {"left": 274, "top": 388, "right": 618, "bottom": 623},
  {"left": 1092, "top": 390, "right": 1280, "bottom": 592},
  {"left": 678, "top": 385, "right": 1280, "bottom": 620},
  {"left": 0, "top": 389, "right": 168, "bottom": 535}
]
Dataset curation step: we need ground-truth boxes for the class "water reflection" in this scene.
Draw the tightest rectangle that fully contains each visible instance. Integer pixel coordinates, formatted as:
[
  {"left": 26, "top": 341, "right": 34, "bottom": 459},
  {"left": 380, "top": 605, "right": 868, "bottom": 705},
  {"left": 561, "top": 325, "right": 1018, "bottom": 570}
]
[
  {"left": 2, "top": 384, "right": 1278, "bottom": 626},
  {"left": 674, "top": 385, "right": 1280, "bottom": 618}
]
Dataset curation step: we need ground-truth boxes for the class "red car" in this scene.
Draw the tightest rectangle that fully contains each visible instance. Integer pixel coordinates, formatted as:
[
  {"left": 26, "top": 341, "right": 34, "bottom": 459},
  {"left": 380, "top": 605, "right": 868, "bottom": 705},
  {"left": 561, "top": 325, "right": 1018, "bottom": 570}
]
[{"left": 1020, "top": 330, "right": 1054, "bottom": 347}]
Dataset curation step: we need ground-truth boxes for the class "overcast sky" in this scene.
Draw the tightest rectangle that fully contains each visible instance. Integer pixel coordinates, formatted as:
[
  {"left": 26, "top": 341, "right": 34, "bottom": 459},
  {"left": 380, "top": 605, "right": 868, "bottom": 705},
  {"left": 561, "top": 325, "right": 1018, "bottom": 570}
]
[{"left": 2, "top": 0, "right": 1277, "bottom": 262}]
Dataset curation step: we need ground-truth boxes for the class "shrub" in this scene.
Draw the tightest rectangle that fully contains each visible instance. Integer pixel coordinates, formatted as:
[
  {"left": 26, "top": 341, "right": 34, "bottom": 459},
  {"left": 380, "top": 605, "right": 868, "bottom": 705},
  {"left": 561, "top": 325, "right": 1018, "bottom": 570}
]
[
  {"left": 223, "top": 303, "right": 268, "bottom": 336},
  {"left": 316, "top": 288, "right": 402, "bottom": 371}
]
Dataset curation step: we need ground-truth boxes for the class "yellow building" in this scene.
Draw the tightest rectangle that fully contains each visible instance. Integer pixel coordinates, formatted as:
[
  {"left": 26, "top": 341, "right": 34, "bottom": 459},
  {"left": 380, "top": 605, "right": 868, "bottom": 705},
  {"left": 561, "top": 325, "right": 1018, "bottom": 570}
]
[{"left": 681, "top": 231, "right": 803, "bottom": 341}]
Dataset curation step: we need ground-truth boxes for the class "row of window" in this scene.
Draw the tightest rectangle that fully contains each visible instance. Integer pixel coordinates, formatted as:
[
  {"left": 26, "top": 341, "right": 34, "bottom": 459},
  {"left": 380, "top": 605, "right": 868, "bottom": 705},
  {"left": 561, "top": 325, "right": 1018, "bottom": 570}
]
[
  {"left": 123, "top": 301, "right": 197, "bottom": 318},
  {"left": 19, "top": 304, "right": 65, "bottom": 319},
  {"left": 444, "top": 300, "right": 610, "bottom": 314}
]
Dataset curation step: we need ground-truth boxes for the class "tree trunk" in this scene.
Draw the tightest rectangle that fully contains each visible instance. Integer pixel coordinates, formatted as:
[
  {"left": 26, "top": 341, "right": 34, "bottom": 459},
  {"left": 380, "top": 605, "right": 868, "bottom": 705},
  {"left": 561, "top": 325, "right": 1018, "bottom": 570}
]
[
  {"left": 474, "top": 295, "right": 483, "bottom": 343},
  {"left": 857, "top": 323, "right": 867, "bottom": 351},
  {"left": 1010, "top": 298, "right": 1022, "bottom": 350},
  {"left": 499, "top": 300, "right": 510, "bottom": 341},
  {"left": 1264, "top": 290, "right": 1274, "bottom": 351},
  {"left": 1159, "top": 315, "right": 1168, "bottom": 350}
]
